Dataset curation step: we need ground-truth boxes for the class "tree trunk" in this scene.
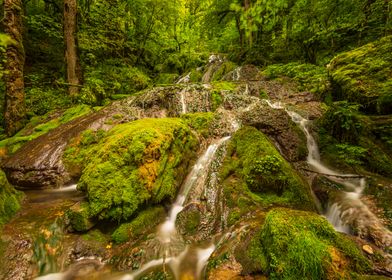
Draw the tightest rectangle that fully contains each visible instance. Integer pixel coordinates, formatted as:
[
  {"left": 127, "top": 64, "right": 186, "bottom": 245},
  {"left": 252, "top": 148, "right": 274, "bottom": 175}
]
[
  {"left": 3, "top": 0, "right": 26, "bottom": 136},
  {"left": 64, "top": 0, "right": 81, "bottom": 98}
]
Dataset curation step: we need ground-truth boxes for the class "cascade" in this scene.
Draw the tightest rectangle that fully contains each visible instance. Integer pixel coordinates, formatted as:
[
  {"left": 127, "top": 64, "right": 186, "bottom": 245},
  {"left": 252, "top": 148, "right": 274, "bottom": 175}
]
[
  {"left": 264, "top": 100, "right": 392, "bottom": 241},
  {"left": 179, "top": 89, "right": 187, "bottom": 114},
  {"left": 121, "top": 136, "right": 231, "bottom": 280}
]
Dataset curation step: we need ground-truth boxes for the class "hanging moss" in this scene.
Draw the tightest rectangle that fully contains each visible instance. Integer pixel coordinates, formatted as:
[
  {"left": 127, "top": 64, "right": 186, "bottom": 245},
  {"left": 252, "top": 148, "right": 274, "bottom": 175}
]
[
  {"left": 260, "top": 208, "right": 371, "bottom": 280},
  {"left": 65, "top": 118, "right": 198, "bottom": 222},
  {"left": 0, "top": 170, "right": 23, "bottom": 227}
]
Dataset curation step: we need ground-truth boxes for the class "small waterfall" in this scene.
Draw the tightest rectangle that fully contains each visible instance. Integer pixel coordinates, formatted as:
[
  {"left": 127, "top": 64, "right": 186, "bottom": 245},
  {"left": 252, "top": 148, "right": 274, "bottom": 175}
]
[
  {"left": 176, "top": 72, "right": 191, "bottom": 84},
  {"left": 265, "top": 100, "right": 389, "bottom": 235},
  {"left": 179, "top": 89, "right": 187, "bottom": 114},
  {"left": 232, "top": 66, "right": 242, "bottom": 81},
  {"left": 122, "top": 136, "right": 231, "bottom": 280}
]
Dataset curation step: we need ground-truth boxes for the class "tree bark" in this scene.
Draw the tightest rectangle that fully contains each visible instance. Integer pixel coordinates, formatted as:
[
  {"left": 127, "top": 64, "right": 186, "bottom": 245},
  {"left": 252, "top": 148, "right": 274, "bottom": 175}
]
[
  {"left": 64, "top": 0, "right": 81, "bottom": 98},
  {"left": 3, "top": 0, "right": 26, "bottom": 136}
]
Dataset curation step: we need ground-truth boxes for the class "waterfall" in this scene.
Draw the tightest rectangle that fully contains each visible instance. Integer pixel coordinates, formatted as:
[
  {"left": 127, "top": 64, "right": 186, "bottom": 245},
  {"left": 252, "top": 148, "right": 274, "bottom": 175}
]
[
  {"left": 232, "top": 66, "right": 242, "bottom": 81},
  {"left": 264, "top": 100, "right": 365, "bottom": 233},
  {"left": 176, "top": 72, "right": 191, "bottom": 84},
  {"left": 121, "top": 136, "right": 231, "bottom": 280},
  {"left": 179, "top": 89, "right": 187, "bottom": 114}
]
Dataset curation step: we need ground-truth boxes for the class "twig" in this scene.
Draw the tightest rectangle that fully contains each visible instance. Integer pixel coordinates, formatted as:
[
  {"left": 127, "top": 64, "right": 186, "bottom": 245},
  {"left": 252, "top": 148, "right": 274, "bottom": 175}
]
[{"left": 300, "top": 168, "right": 366, "bottom": 179}]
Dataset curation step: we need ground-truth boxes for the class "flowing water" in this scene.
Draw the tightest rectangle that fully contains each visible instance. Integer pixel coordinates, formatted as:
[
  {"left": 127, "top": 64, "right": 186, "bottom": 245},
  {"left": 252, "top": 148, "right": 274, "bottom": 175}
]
[
  {"left": 120, "top": 137, "right": 231, "bottom": 280},
  {"left": 265, "top": 100, "right": 392, "bottom": 244}
]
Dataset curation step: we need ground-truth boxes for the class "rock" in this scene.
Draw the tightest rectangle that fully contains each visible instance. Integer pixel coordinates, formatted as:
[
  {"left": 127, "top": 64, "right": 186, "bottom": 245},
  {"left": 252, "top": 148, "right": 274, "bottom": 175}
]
[
  {"left": 1, "top": 85, "right": 210, "bottom": 189},
  {"left": 66, "top": 202, "right": 95, "bottom": 232},
  {"left": 239, "top": 101, "right": 308, "bottom": 162},
  {"left": 362, "top": 244, "right": 374, "bottom": 255}
]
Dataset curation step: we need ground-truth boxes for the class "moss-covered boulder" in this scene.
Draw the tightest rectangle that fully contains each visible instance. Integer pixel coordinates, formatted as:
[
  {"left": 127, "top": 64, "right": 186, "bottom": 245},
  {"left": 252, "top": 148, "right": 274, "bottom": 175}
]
[
  {"left": 0, "top": 169, "right": 22, "bottom": 226},
  {"left": 112, "top": 206, "right": 165, "bottom": 243},
  {"left": 67, "top": 118, "right": 198, "bottom": 222},
  {"left": 221, "top": 127, "right": 314, "bottom": 216},
  {"left": 329, "top": 36, "right": 392, "bottom": 114},
  {"left": 260, "top": 208, "right": 371, "bottom": 279}
]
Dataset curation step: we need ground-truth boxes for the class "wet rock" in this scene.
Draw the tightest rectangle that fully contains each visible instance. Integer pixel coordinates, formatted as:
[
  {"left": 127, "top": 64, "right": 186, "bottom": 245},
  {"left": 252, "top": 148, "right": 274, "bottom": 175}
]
[
  {"left": 224, "top": 64, "right": 263, "bottom": 82},
  {"left": 239, "top": 101, "right": 308, "bottom": 162},
  {"left": 66, "top": 202, "right": 95, "bottom": 232},
  {"left": 311, "top": 176, "right": 345, "bottom": 211}
]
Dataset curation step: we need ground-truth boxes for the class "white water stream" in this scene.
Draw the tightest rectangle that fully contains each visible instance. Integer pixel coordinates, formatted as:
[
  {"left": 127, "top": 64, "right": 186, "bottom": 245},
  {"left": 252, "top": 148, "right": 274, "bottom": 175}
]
[
  {"left": 121, "top": 136, "right": 231, "bottom": 280},
  {"left": 265, "top": 100, "right": 366, "bottom": 233}
]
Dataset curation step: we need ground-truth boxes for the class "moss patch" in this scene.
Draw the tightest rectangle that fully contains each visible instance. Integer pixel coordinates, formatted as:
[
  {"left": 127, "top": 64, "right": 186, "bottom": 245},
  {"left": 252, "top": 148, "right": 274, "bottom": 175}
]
[
  {"left": 112, "top": 206, "right": 165, "bottom": 244},
  {"left": 262, "top": 62, "right": 330, "bottom": 96},
  {"left": 0, "top": 169, "right": 23, "bottom": 226},
  {"left": 66, "top": 118, "right": 198, "bottom": 221},
  {"left": 329, "top": 36, "right": 392, "bottom": 114},
  {"left": 219, "top": 126, "right": 314, "bottom": 223},
  {"left": 181, "top": 112, "right": 215, "bottom": 138},
  {"left": 260, "top": 208, "right": 371, "bottom": 279}
]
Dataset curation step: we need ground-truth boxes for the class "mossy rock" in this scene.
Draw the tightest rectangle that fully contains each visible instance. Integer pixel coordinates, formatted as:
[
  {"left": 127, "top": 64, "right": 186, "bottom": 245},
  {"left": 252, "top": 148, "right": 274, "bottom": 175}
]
[
  {"left": 329, "top": 36, "right": 392, "bottom": 114},
  {"left": 0, "top": 105, "right": 93, "bottom": 156},
  {"left": 66, "top": 201, "right": 95, "bottom": 232},
  {"left": 181, "top": 112, "right": 215, "bottom": 138},
  {"left": 112, "top": 206, "right": 166, "bottom": 244},
  {"left": 211, "top": 61, "right": 237, "bottom": 81},
  {"left": 68, "top": 118, "right": 198, "bottom": 221},
  {"left": 220, "top": 126, "right": 314, "bottom": 214},
  {"left": 260, "top": 208, "right": 371, "bottom": 279},
  {"left": 0, "top": 169, "right": 23, "bottom": 226}
]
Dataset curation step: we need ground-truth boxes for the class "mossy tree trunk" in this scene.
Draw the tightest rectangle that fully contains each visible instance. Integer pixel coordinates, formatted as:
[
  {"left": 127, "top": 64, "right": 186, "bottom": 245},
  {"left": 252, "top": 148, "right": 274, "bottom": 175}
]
[
  {"left": 3, "top": 0, "right": 26, "bottom": 136},
  {"left": 64, "top": 0, "right": 82, "bottom": 98}
]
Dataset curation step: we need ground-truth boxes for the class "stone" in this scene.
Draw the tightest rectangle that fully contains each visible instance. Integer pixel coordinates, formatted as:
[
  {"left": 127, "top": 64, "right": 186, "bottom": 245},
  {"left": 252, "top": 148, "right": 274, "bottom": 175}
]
[{"left": 362, "top": 245, "right": 374, "bottom": 255}]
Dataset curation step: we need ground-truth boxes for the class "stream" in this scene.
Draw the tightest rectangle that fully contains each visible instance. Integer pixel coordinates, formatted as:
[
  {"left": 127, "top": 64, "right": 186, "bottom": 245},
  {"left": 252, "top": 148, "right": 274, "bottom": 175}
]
[{"left": 265, "top": 100, "right": 392, "bottom": 245}]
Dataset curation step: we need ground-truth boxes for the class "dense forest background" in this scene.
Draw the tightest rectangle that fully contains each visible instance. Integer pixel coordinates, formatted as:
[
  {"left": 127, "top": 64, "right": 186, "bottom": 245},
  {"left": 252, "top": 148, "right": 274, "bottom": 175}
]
[{"left": 0, "top": 0, "right": 391, "bottom": 136}]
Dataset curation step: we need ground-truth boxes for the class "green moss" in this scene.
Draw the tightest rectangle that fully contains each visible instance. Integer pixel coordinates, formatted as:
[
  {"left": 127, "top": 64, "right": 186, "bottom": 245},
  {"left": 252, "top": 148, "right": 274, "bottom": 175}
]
[
  {"left": 81, "top": 229, "right": 109, "bottom": 243},
  {"left": 181, "top": 112, "right": 215, "bottom": 137},
  {"left": 227, "top": 127, "right": 314, "bottom": 210},
  {"left": 112, "top": 206, "right": 165, "bottom": 244},
  {"left": 262, "top": 62, "right": 329, "bottom": 96},
  {"left": 211, "top": 61, "right": 237, "bottom": 81},
  {"left": 68, "top": 118, "right": 198, "bottom": 221},
  {"left": 0, "top": 170, "right": 23, "bottom": 226},
  {"left": 154, "top": 73, "right": 178, "bottom": 85},
  {"left": 0, "top": 104, "right": 92, "bottom": 155},
  {"left": 329, "top": 36, "right": 392, "bottom": 114},
  {"left": 260, "top": 208, "right": 370, "bottom": 279},
  {"left": 66, "top": 201, "right": 95, "bottom": 232}
]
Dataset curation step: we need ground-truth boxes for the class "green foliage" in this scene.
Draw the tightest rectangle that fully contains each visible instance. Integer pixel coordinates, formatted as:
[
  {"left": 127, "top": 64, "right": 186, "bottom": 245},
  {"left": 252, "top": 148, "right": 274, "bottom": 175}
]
[
  {"left": 66, "top": 202, "right": 95, "bottom": 232},
  {"left": 260, "top": 208, "right": 370, "bottom": 279},
  {"left": 0, "top": 170, "right": 23, "bottom": 227},
  {"left": 65, "top": 118, "right": 198, "bottom": 221},
  {"left": 335, "top": 144, "right": 368, "bottom": 166},
  {"left": 320, "top": 101, "right": 363, "bottom": 144},
  {"left": 211, "top": 61, "right": 237, "bottom": 81},
  {"left": 329, "top": 36, "right": 392, "bottom": 114},
  {"left": 80, "top": 61, "right": 151, "bottom": 105},
  {"left": 263, "top": 63, "right": 330, "bottom": 95},
  {"left": 112, "top": 207, "right": 165, "bottom": 243}
]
